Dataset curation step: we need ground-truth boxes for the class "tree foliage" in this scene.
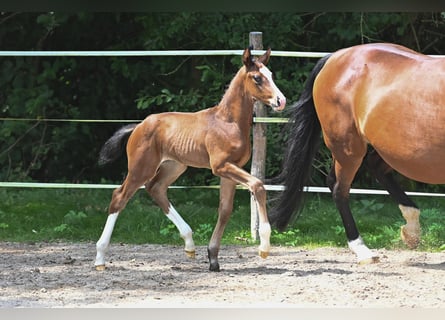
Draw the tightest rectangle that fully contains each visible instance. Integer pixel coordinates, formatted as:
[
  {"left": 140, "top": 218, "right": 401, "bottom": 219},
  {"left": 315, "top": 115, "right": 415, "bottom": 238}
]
[{"left": 1, "top": 12, "right": 445, "bottom": 189}]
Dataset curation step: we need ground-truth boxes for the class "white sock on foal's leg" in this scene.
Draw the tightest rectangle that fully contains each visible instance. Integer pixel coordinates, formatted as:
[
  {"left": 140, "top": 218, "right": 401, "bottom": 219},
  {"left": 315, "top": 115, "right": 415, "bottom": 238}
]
[
  {"left": 166, "top": 204, "right": 196, "bottom": 258},
  {"left": 95, "top": 212, "right": 119, "bottom": 270},
  {"left": 258, "top": 222, "right": 271, "bottom": 258}
]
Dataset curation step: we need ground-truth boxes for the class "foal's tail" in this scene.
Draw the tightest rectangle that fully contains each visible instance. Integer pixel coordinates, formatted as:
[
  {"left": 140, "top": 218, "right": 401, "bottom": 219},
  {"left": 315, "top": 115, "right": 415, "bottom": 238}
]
[
  {"left": 98, "top": 123, "right": 138, "bottom": 165},
  {"left": 268, "top": 54, "right": 331, "bottom": 231}
]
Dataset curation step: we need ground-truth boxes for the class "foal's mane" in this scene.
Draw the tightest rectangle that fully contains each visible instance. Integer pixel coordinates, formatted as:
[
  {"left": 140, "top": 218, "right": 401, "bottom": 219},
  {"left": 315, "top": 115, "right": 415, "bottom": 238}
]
[{"left": 219, "top": 54, "right": 263, "bottom": 107}]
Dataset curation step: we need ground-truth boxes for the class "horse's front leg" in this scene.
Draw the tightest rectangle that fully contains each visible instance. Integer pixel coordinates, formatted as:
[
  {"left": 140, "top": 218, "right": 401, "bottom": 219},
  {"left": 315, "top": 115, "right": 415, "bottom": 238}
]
[
  {"left": 208, "top": 178, "right": 237, "bottom": 271},
  {"left": 251, "top": 182, "right": 271, "bottom": 258},
  {"left": 212, "top": 163, "right": 271, "bottom": 261}
]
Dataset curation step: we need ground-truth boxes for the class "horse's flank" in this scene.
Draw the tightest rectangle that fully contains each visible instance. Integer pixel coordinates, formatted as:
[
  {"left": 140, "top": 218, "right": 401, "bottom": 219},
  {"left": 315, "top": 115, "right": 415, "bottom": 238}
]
[
  {"left": 315, "top": 43, "right": 445, "bottom": 183},
  {"left": 271, "top": 42, "right": 443, "bottom": 264}
]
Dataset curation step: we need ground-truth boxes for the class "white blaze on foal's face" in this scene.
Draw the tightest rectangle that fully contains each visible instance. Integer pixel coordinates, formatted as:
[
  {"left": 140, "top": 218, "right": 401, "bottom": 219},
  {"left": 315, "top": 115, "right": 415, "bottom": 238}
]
[{"left": 259, "top": 66, "right": 286, "bottom": 111}]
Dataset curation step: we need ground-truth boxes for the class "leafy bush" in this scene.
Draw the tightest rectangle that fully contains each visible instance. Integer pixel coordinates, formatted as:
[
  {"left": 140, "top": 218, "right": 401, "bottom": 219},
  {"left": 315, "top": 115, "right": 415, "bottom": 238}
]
[{"left": 1, "top": 12, "right": 445, "bottom": 194}]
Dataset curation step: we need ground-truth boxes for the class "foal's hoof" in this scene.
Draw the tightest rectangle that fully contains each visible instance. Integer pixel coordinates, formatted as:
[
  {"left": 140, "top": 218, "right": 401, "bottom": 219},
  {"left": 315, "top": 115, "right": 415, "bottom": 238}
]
[
  {"left": 185, "top": 250, "right": 196, "bottom": 259},
  {"left": 358, "top": 256, "right": 380, "bottom": 265},
  {"left": 259, "top": 250, "right": 269, "bottom": 259},
  {"left": 400, "top": 225, "right": 420, "bottom": 249},
  {"left": 95, "top": 264, "right": 106, "bottom": 271},
  {"left": 209, "top": 262, "right": 220, "bottom": 272}
]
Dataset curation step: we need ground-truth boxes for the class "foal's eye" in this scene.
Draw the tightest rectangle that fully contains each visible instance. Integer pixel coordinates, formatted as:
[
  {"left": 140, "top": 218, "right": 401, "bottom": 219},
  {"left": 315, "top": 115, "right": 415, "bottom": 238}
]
[{"left": 253, "top": 75, "right": 262, "bottom": 85}]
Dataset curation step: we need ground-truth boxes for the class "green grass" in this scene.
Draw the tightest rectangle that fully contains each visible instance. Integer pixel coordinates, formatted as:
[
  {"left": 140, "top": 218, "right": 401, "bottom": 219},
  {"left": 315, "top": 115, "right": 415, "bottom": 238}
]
[{"left": 0, "top": 188, "right": 444, "bottom": 252}]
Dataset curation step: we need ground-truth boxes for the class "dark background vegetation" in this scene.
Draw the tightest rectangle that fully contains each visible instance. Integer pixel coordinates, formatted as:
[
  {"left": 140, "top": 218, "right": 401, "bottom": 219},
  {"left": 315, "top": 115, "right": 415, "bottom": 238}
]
[{"left": 1, "top": 12, "right": 445, "bottom": 191}]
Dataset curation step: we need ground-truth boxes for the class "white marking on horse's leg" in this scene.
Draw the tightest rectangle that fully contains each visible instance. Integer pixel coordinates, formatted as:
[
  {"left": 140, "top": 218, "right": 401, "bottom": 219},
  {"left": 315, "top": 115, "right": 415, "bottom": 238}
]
[
  {"left": 95, "top": 212, "right": 119, "bottom": 270},
  {"left": 249, "top": 185, "right": 271, "bottom": 259},
  {"left": 399, "top": 205, "right": 421, "bottom": 249},
  {"left": 258, "top": 221, "right": 271, "bottom": 258},
  {"left": 166, "top": 204, "right": 195, "bottom": 257},
  {"left": 348, "top": 236, "right": 379, "bottom": 264}
]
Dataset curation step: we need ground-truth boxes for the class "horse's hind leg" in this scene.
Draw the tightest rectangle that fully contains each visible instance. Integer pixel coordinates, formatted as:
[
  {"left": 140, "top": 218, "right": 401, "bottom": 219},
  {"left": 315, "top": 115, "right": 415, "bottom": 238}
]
[
  {"left": 95, "top": 212, "right": 119, "bottom": 270},
  {"left": 95, "top": 135, "right": 160, "bottom": 270},
  {"left": 365, "top": 150, "right": 420, "bottom": 249},
  {"left": 145, "top": 161, "right": 196, "bottom": 258},
  {"left": 95, "top": 172, "right": 150, "bottom": 270},
  {"left": 207, "top": 178, "right": 237, "bottom": 271},
  {"left": 330, "top": 146, "right": 380, "bottom": 264}
]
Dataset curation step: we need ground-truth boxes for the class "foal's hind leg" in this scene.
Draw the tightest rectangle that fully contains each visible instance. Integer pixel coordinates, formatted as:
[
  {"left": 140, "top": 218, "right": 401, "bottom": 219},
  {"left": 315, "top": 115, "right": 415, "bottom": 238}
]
[
  {"left": 208, "top": 178, "right": 237, "bottom": 271},
  {"left": 365, "top": 150, "right": 420, "bottom": 249},
  {"left": 95, "top": 172, "right": 151, "bottom": 270},
  {"left": 145, "top": 160, "right": 196, "bottom": 258},
  {"left": 95, "top": 138, "right": 160, "bottom": 270}
]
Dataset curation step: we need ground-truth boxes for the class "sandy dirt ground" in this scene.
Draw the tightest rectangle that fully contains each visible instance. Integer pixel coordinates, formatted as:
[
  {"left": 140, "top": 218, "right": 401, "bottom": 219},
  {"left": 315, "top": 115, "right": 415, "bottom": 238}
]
[{"left": 0, "top": 241, "right": 444, "bottom": 308}]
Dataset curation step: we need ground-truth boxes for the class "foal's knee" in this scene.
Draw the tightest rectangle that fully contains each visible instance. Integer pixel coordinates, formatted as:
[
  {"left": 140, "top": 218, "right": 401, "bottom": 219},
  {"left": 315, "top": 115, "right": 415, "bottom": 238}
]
[{"left": 250, "top": 179, "right": 266, "bottom": 199}]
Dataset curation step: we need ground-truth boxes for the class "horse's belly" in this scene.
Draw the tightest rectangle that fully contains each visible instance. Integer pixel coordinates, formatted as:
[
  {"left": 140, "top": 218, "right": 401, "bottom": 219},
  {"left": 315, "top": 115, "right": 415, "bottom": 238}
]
[
  {"left": 365, "top": 120, "right": 445, "bottom": 184},
  {"left": 377, "top": 152, "right": 445, "bottom": 184},
  {"left": 162, "top": 153, "right": 211, "bottom": 169}
]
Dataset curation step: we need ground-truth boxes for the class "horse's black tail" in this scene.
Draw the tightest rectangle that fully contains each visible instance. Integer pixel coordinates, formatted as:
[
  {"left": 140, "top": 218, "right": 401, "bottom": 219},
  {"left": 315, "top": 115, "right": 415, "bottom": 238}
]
[
  {"left": 98, "top": 123, "right": 138, "bottom": 166},
  {"left": 268, "top": 54, "right": 332, "bottom": 231}
]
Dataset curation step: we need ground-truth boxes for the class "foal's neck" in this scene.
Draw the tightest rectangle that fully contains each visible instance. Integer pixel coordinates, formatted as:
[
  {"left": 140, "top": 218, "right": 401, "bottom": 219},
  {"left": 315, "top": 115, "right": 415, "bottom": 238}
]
[{"left": 217, "top": 68, "right": 254, "bottom": 127}]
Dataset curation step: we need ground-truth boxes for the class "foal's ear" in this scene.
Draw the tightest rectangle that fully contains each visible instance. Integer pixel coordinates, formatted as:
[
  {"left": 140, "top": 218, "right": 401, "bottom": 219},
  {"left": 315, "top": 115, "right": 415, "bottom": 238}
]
[
  {"left": 257, "top": 48, "right": 271, "bottom": 65},
  {"left": 242, "top": 47, "right": 254, "bottom": 68}
]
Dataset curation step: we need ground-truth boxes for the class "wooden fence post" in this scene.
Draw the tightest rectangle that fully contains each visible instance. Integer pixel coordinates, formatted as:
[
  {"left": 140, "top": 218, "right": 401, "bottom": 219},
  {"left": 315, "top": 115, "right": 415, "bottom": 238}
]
[{"left": 249, "top": 31, "right": 266, "bottom": 241}]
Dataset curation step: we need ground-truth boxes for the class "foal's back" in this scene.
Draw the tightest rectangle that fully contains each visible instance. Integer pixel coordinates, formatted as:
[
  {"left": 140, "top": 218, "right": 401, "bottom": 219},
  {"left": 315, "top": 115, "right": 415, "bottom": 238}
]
[{"left": 127, "top": 105, "right": 250, "bottom": 170}]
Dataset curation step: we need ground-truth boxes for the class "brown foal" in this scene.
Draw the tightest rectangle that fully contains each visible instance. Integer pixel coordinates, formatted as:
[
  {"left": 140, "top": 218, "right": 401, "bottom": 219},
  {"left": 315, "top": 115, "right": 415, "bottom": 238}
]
[{"left": 95, "top": 47, "right": 286, "bottom": 271}]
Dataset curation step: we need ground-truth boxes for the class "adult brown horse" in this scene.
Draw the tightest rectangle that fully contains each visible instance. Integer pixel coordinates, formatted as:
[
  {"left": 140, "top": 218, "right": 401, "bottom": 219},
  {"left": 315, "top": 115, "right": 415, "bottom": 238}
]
[
  {"left": 270, "top": 42, "right": 444, "bottom": 264},
  {"left": 95, "top": 47, "right": 286, "bottom": 272}
]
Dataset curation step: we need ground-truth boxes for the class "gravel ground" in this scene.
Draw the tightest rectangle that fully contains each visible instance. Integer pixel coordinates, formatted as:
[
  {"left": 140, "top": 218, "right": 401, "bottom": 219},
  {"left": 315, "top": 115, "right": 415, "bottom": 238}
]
[{"left": 1, "top": 241, "right": 444, "bottom": 308}]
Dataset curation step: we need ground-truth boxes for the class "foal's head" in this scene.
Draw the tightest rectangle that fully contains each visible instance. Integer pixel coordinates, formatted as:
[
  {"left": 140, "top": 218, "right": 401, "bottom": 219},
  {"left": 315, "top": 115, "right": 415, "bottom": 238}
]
[{"left": 242, "top": 47, "right": 286, "bottom": 111}]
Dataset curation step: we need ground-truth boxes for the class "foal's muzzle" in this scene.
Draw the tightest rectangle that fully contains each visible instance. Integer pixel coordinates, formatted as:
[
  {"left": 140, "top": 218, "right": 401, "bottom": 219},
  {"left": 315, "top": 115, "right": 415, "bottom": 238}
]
[{"left": 273, "top": 95, "right": 286, "bottom": 112}]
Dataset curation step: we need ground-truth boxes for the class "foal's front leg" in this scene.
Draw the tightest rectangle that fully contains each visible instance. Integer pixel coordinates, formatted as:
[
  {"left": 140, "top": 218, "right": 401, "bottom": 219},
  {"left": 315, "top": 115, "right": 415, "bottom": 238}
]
[
  {"left": 208, "top": 178, "right": 237, "bottom": 271},
  {"left": 213, "top": 163, "right": 271, "bottom": 261}
]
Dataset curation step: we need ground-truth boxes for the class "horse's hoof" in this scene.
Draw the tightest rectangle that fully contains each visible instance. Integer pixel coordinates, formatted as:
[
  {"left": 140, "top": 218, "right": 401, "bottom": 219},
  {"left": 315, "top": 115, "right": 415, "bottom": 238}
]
[
  {"left": 358, "top": 256, "right": 380, "bottom": 265},
  {"left": 185, "top": 250, "right": 196, "bottom": 259},
  {"left": 95, "top": 264, "right": 106, "bottom": 271},
  {"left": 400, "top": 226, "right": 420, "bottom": 249},
  {"left": 209, "top": 263, "right": 220, "bottom": 272},
  {"left": 259, "top": 250, "right": 269, "bottom": 259}
]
